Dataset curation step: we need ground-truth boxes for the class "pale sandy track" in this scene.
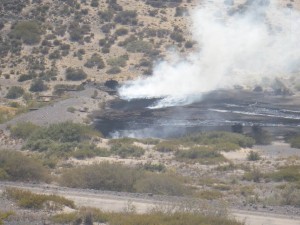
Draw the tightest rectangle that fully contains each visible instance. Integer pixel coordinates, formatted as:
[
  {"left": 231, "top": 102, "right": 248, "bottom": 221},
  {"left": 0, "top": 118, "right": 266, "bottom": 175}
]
[{"left": 1, "top": 182, "right": 299, "bottom": 225}]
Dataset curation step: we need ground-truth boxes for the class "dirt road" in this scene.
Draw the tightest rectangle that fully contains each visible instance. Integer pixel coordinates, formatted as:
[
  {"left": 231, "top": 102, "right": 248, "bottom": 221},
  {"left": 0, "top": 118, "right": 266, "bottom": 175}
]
[{"left": 0, "top": 182, "right": 299, "bottom": 225}]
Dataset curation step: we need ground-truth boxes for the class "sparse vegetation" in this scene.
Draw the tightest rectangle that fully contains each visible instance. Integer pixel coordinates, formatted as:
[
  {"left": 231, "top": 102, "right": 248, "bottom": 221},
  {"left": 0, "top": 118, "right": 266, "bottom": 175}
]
[
  {"left": 5, "top": 86, "right": 24, "bottom": 99},
  {"left": 9, "top": 20, "right": 43, "bottom": 45},
  {"left": 9, "top": 122, "right": 40, "bottom": 139},
  {"left": 0, "top": 150, "right": 49, "bottom": 182},
  {"left": 65, "top": 67, "right": 87, "bottom": 81},
  {"left": 4, "top": 188, "right": 75, "bottom": 210}
]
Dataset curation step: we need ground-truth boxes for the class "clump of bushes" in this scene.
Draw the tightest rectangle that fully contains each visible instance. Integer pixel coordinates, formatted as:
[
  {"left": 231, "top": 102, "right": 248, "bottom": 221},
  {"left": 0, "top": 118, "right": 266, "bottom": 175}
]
[
  {"left": 60, "top": 162, "right": 142, "bottom": 192},
  {"left": 286, "top": 134, "right": 300, "bottom": 149},
  {"left": 155, "top": 141, "right": 179, "bottom": 152},
  {"left": 84, "top": 53, "right": 105, "bottom": 69},
  {"left": 110, "top": 143, "right": 145, "bottom": 158},
  {"left": 4, "top": 188, "right": 75, "bottom": 210},
  {"left": 175, "top": 147, "right": 227, "bottom": 164},
  {"left": 0, "top": 150, "right": 49, "bottom": 182},
  {"left": 114, "top": 10, "right": 138, "bottom": 25},
  {"left": 6, "top": 86, "right": 24, "bottom": 99},
  {"left": 107, "top": 55, "right": 128, "bottom": 67},
  {"left": 25, "top": 122, "right": 101, "bottom": 156},
  {"left": 250, "top": 125, "right": 272, "bottom": 145},
  {"left": 106, "top": 66, "right": 121, "bottom": 74},
  {"left": 65, "top": 67, "right": 87, "bottom": 81},
  {"left": 247, "top": 151, "right": 261, "bottom": 161},
  {"left": 267, "top": 165, "right": 300, "bottom": 182},
  {"left": 29, "top": 79, "right": 48, "bottom": 92},
  {"left": 59, "top": 162, "right": 189, "bottom": 196},
  {"left": 9, "top": 122, "right": 40, "bottom": 139},
  {"left": 126, "top": 40, "right": 153, "bottom": 53},
  {"left": 9, "top": 20, "right": 43, "bottom": 45},
  {"left": 182, "top": 131, "right": 255, "bottom": 150}
]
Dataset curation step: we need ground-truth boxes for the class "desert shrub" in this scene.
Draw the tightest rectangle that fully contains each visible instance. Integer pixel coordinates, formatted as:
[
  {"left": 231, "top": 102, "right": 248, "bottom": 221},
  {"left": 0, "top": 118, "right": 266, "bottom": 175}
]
[
  {"left": 185, "top": 40, "right": 194, "bottom": 48},
  {"left": 156, "top": 141, "right": 179, "bottom": 152},
  {"left": 0, "top": 211, "right": 14, "bottom": 225},
  {"left": 9, "top": 20, "right": 43, "bottom": 45},
  {"left": 104, "top": 79, "right": 119, "bottom": 89},
  {"left": 9, "top": 122, "right": 40, "bottom": 139},
  {"left": 27, "top": 121, "right": 99, "bottom": 143},
  {"left": 53, "top": 84, "right": 84, "bottom": 95},
  {"left": 170, "top": 32, "right": 185, "bottom": 43},
  {"left": 114, "top": 10, "right": 138, "bottom": 25},
  {"left": 110, "top": 143, "right": 145, "bottom": 158},
  {"left": 107, "top": 66, "right": 121, "bottom": 74},
  {"left": 115, "top": 27, "right": 128, "bottom": 36},
  {"left": 0, "top": 150, "right": 49, "bottom": 182},
  {"left": 142, "top": 162, "right": 166, "bottom": 172},
  {"left": 91, "top": 0, "right": 99, "bottom": 7},
  {"left": 267, "top": 166, "right": 300, "bottom": 182},
  {"left": 175, "top": 147, "right": 227, "bottom": 164},
  {"left": 145, "top": 0, "right": 182, "bottom": 8},
  {"left": 18, "top": 72, "right": 35, "bottom": 82},
  {"left": 49, "top": 49, "right": 61, "bottom": 59},
  {"left": 126, "top": 40, "right": 152, "bottom": 53},
  {"left": 52, "top": 210, "right": 242, "bottom": 225},
  {"left": 65, "top": 67, "right": 87, "bottom": 80},
  {"left": 70, "top": 143, "right": 110, "bottom": 159},
  {"left": 5, "top": 188, "right": 75, "bottom": 210},
  {"left": 134, "top": 173, "right": 188, "bottom": 196},
  {"left": 68, "top": 22, "right": 90, "bottom": 42},
  {"left": 1, "top": 0, "right": 29, "bottom": 13},
  {"left": 84, "top": 53, "right": 105, "bottom": 69},
  {"left": 197, "top": 190, "right": 223, "bottom": 200},
  {"left": 182, "top": 131, "right": 255, "bottom": 149},
  {"left": 243, "top": 167, "right": 264, "bottom": 183},
  {"left": 60, "top": 162, "right": 142, "bottom": 192},
  {"left": 288, "top": 134, "right": 300, "bottom": 148},
  {"left": 107, "top": 55, "right": 128, "bottom": 67},
  {"left": 250, "top": 125, "right": 272, "bottom": 145},
  {"left": 6, "top": 86, "right": 24, "bottom": 99},
  {"left": 175, "top": 7, "right": 188, "bottom": 17},
  {"left": 101, "top": 23, "right": 115, "bottom": 33},
  {"left": 29, "top": 79, "right": 47, "bottom": 92},
  {"left": 247, "top": 151, "right": 261, "bottom": 161},
  {"left": 99, "top": 9, "right": 114, "bottom": 22},
  {"left": 279, "top": 184, "right": 300, "bottom": 207}
]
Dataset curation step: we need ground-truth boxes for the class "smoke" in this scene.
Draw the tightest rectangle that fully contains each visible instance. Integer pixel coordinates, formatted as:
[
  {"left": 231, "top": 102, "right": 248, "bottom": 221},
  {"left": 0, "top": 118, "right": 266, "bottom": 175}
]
[{"left": 119, "top": 0, "right": 300, "bottom": 108}]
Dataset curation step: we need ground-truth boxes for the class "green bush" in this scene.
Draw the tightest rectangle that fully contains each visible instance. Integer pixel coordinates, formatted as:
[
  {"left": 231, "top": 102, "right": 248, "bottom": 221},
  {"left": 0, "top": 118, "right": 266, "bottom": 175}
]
[
  {"left": 110, "top": 143, "right": 145, "bottom": 158},
  {"left": 51, "top": 210, "right": 242, "bottom": 225},
  {"left": 250, "top": 125, "right": 272, "bottom": 145},
  {"left": 182, "top": 131, "right": 255, "bottom": 149},
  {"left": 60, "top": 162, "right": 142, "bottom": 192},
  {"left": 115, "top": 27, "right": 128, "bottom": 36},
  {"left": 145, "top": 0, "right": 182, "bottom": 8},
  {"left": 29, "top": 79, "right": 48, "bottom": 92},
  {"left": 9, "top": 20, "right": 43, "bottom": 45},
  {"left": 18, "top": 73, "right": 35, "bottom": 82},
  {"left": 9, "top": 122, "right": 40, "bottom": 139},
  {"left": 27, "top": 121, "right": 99, "bottom": 143},
  {"left": 267, "top": 166, "right": 300, "bottom": 182},
  {"left": 0, "top": 210, "right": 14, "bottom": 225},
  {"left": 288, "top": 135, "right": 300, "bottom": 148},
  {"left": 0, "top": 150, "right": 49, "bottom": 182},
  {"left": 6, "top": 86, "right": 24, "bottom": 99},
  {"left": 99, "top": 9, "right": 114, "bottom": 22},
  {"left": 84, "top": 53, "right": 105, "bottom": 69},
  {"left": 5, "top": 188, "right": 75, "bottom": 210},
  {"left": 155, "top": 141, "right": 179, "bottom": 152},
  {"left": 114, "top": 10, "right": 138, "bottom": 25},
  {"left": 134, "top": 173, "right": 188, "bottom": 196},
  {"left": 107, "top": 66, "right": 121, "bottom": 74},
  {"left": 126, "top": 40, "right": 153, "bottom": 53},
  {"left": 175, "top": 147, "right": 227, "bottom": 164},
  {"left": 107, "top": 55, "right": 128, "bottom": 67},
  {"left": 247, "top": 151, "right": 261, "bottom": 161},
  {"left": 65, "top": 67, "right": 87, "bottom": 81}
]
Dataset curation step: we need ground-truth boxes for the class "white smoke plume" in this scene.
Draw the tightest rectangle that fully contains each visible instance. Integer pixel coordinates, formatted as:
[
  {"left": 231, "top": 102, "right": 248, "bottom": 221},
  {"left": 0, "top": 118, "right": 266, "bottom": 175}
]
[{"left": 119, "top": 0, "right": 300, "bottom": 108}]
